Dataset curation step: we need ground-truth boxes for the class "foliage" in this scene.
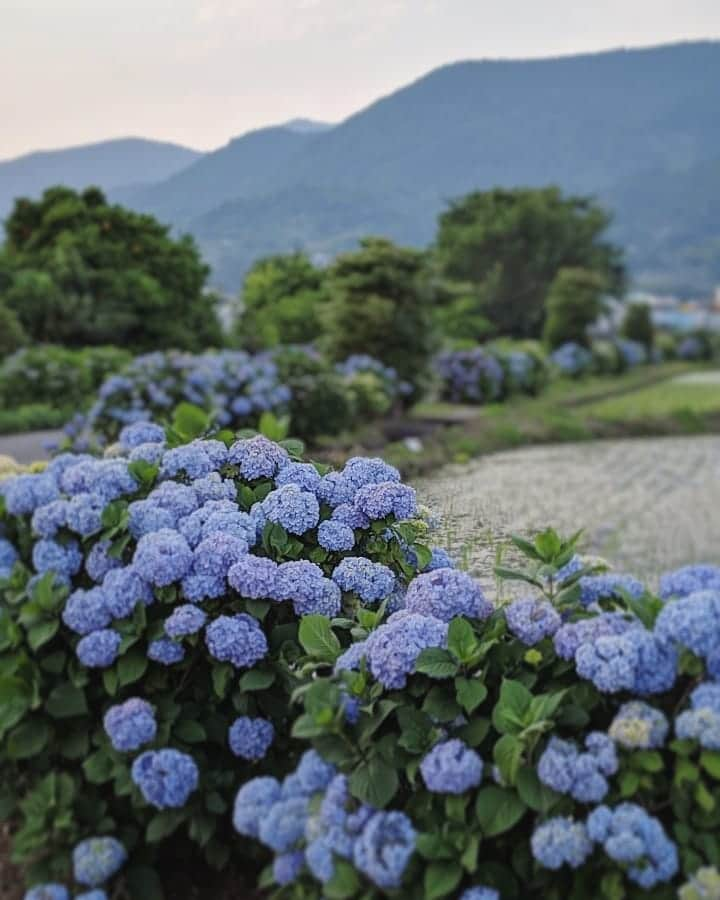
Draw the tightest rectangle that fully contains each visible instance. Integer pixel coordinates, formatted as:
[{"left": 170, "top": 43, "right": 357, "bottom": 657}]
[
  {"left": 0, "top": 187, "right": 221, "bottom": 351},
  {"left": 621, "top": 303, "right": 654, "bottom": 351},
  {"left": 549, "top": 343, "right": 594, "bottom": 379},
  {"left": 234, "top": 253, "right": 327, "bottom": 351},
  {"left": 0, "top": 302, "right": 26, "bottom": 359},
  {"left": 542, "top": 268, "right": 607, "bottom": 349},
  {"left": 323, "top": 239, "right": 435, "bottom": 402},
  {"left": 435, "top": 188, "right": 625, "bottom": 339},
  {"left": 0, "top": 426, "right": 438, "bottom": 896}
]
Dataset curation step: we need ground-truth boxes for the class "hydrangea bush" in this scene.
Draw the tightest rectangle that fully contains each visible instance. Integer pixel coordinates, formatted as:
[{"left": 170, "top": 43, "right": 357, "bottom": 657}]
[
  {"left": 2, "top": 426, "right": 720, "bottom": 899},
  {"left": 435, "top": 349, "right": 506, "bottom": 405},
  {"left": 549, "top": 342, "right": 594, "bottom": 378}
]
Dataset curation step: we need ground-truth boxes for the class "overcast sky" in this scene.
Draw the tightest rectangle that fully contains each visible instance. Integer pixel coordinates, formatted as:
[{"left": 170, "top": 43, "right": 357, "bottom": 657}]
[{"left": 2, "top": 0, "right": 720, "bottom": 160}]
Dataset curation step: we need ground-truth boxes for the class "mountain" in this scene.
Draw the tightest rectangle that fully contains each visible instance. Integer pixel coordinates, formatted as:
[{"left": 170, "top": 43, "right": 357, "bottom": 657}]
[
  {"left": 5, "top": 42, "right": 720, "bottom": 295},
  {"left": 0, "top": 138, "right": 202, "bottom": 222}
]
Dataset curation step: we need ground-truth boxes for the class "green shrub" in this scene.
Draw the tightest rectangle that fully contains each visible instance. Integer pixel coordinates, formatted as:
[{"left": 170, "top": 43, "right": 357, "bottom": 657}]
[
  {"left": 0, "top": 302, "right": 26, "bottom": 359},
  {"left": 542, "top": 268, "right": 606, "bottom": 350},
  {"left": 621, "top": 302, "right": 654, "bottom": 350},
  {"left": 591, "top": 340, "right": 624, "bottom": 375}
]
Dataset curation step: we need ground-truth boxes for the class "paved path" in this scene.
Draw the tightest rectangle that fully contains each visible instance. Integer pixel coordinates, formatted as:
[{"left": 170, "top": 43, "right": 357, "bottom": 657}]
[
  {"left": 414, "top": 435, "right": 720, "bottom": 590},
  {"left": 0, "top": 430, "right": 63, "bottom": 464}
]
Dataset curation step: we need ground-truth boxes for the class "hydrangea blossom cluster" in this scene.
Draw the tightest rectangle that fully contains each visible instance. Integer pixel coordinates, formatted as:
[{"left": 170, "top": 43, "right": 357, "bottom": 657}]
[
  {"left": 549, "top": 342, "right": 593, "bottom": 377},
  {"left": 537, "top": 733, "right": 618, "bottom": 802},
  {"left": 577, "top": 573, "right": 645, "bottom": 607},
  {"left": 504, "top": 597, "right": 561, "bottom": 644},
  {"left": 404, "top": 568, "right": 493, "bottom": 622},
  {"left": 131, "top": 749, "right": 199, "bottom": 809},
  {"left": 420, "top": 739, "right": 484, "bottom": 793},
  {"left": 531, "top": 817, "right": 593, "bottom": 869},
  {"left": 228, "top": 716, "right": 275, "bottom": 760},
  {"left": 608, "top": 701, "right": 669, "bottom": 749},
  {"left": 659, "top": 564, "right": 720, "bottom": 599},
  {"left": 614, "top": 338, "right": 648, "bottom": 368},
  {"left": 675, "top": 682, "right": 720, "bottom": 750},
  {"left": 436, "top": 348, "right": 505, "bottom": 404},
  {"left": 72, "top": 837, "right": 127, "bottom": 887},
  {"left": 103, "top": 698, "right": 157, "bottom": 752}
]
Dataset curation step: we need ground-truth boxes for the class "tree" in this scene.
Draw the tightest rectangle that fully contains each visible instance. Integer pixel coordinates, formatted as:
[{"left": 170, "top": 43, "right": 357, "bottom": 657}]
[
  {"left": 542, "top": 267, "right": 607, "bottom": 349},
  {"left": 435, "top": 187, "right": 625, "bottom": 338},
  {"left": 0, "top": 302, "right": 25, "bottom": 359},
  {"left": 621, "top": 302, "right": 654, "bottom": 350},
  {"left": 0, "top": 186, "right": 221, "bottom": 350},
  {"left": 322, "top": 238, "right": 434, "bottom": 399},
  {"left": 234, "top": 252, "right": 326, "bottom": 350}
]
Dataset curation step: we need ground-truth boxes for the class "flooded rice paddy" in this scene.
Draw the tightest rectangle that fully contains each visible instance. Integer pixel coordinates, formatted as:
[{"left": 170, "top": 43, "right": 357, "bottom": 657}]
[{"left": 415, "top": 435, "right": 720, "bottom": 591}]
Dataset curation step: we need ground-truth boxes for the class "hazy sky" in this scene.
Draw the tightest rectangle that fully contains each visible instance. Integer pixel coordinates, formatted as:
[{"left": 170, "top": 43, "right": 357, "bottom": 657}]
[{"left": 3, "top": 0, "right": 720, "bottom": 160}]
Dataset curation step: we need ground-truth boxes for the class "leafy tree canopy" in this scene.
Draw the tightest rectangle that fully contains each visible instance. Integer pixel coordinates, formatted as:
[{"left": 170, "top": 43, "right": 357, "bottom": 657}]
[
  {"left": 0, "top": 186, "right": 221, "bottom": 350},
  {"left": 542, "top": 267, "right": 607, "bottom": 349},
  {"left": 435, "top": 187, "right": 625, "bottom": 338},
  {"left": 234, "top": 251, "right": 326, "bottom": 350},
  {"left": 621, "top": 302, "right": 654, "bottom": 349}
]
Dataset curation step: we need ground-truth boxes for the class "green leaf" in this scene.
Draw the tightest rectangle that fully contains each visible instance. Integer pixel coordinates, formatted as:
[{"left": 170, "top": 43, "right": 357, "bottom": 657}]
[
  {"left": 510, "top": 534, "right": 543, "bottom": 561},
  {"left": 516, "top": 767, "right": 560, "bottom": 813},
  {"left": 415, "top": 648, "right": 459, "bottom": 679},
  {"left": 128, "top": 459, "right": 159, "bottom": 488},
  {"left": 349, "top": 756, "right": 399, "bottom": 809},
  {"left": 492, "top": 679, "right": 533, "bottom": 734},
  {"left": 102, "top": 668, "right": 119, "bottom": 696},
  {"left": 397, "top": 708, "right": 434, "bottom": 754},
  {"left": 455, "top": 677, "right": 487, "bottom": 714},
  {"left": 146, "top": 809, "right": 187, "bottom": 842},
  {"left": 324, "top": 859, "right": 361, "bottom": 900},
  {"left": 174, "top": 720, "right": 207, "bottom": 743},
  {"left": 118, "top": 650, "right": 148, "bottom": 687},
  {"left": 456, "top": 717, "right": 490, "bottom": 747},
  {"left": 700, "top": 752, "right": 720, "bottom": 780},
  {"left": 83, "top": 749, "right": 115, "bottom": 784},
  {"left": 239, "top": 669, "right": 275, "bottom": 692},
  {"left": 632, "top": 750, "right": 663, "bottom": 773},
  {"left": 46, "top": 682, "right": 87, "bottom": 719},
  {"left": 172, "top": 403, "right": 210, "bottom": 441},
  {"left": 298, "top": 615, "right": 341, "bottom": 663},
  {"left": 0, "top": 677, "right": 31, "bottom": 735},
  {"left": 212, "top": 663, "right": 233, "bottom": 699},
  {"left": 534, "top": 528, "right": 562, "bottom": 561},
  {"left": 475, "top": 786, "right": 526, "bottom": 837},
  {"left": 26, "top": 619, "right": 59, "bottom": 651},
  {"left": 424, "top": 861, "right": 463, "bottom": 900},
  {"left": 493, "top": 734, "right": 523, "bottom": 786},
  {"left": 447, "top": 617, "right": 478, "bottom": 662},
  {"left": 7, "top": 718, "right": 51, "bottom": 759}
]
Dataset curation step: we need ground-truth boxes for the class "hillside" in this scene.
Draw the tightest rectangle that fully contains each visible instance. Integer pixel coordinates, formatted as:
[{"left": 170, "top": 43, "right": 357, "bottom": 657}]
[{"left": 0, "top": 138, "right": 202, "bottom": 221}]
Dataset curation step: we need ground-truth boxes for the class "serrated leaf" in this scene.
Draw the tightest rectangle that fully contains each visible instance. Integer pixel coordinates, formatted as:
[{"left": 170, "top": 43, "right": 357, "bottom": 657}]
[
  {"left": 298, "top": 615, "right": 341, "bottom": 663},
  {"left": 475, "top": 786, "right": 526, "bottom": 837},
  {"left": 46, "top": 682, "right": 87, "bottom": 719},
  {"left": 455, "top": 677, "right": 487, "bottom": 714},
  {"left": 415, "top": 648, "right": 459, "bottom": 679}
]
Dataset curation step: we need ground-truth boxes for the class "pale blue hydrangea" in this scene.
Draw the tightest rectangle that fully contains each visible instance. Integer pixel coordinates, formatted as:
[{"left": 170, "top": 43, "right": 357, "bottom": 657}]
[
  {"left": 353, "top": 481, "right": 417, "bottom": 521},
  {"left": 317, "top": 520, "right": 355, "bottom": 551},
  {"left": 131, "top": 749, "right": 199, "bottom": 809},
  {"left": 87, "top": 460, "right": 137, "bottom": 502},
  {"left": 148, "top": 638, "right": 185, "bottom": 665},
  {"left": 342, "top": 457, "right": 400, "bottom": 491},
  {"left": 504, "top": 597, "right": 561, "bottom": 644},
  {"left": 23, "top": 884, "right": 69, "bottom": 900},
  {"left": 192, "top": 532, "right": 248, "bottom": 578},
  {"left": 554, "top": 554, "right": 584, "bottom": 584},
  {"left": 690, "top": 682, "right": 720, "bottom": 713},
  {"left": 164, "top": 604, "right": 207, "bottom": 637},
  {"left": 31, "top": 500, "right": 69, "bottom": 538},
  {"left": 364, "top": 612, "right": 448, "bottom": 689},
  {"left": 275, "top": 462, "right": 322, "bottom": 492},
  {"left": 160, "top": 444, "right": 215, "bottom": 480},
  {"left": 181, "top": 573, "right": 226, "bottom": 603},
  {"left": 331, "top": 503, "right": 370, "bottom": 530},
  {"left": 420, "top": 739, "right": 483, "bottom": 794},
  {"left": 228, "top": 555, "right": 279, "bottom": 599},
  {"left": 659, "top": 564, "right": 720, "bottom": 600},
  {"left": 305, "top": 838, "right": 335, "bottom": 883},
  {"left": 531, "top": 817, "right": 592, "bottom": 869},
  {"left": 353, "top": 810, "right": 416, "bottom": 889},
  {"left": 32, "top": 538, "right": 82, "bottom": 579},
  {"left": 654, "top": 590, "right": 720, "bottom": 660},
  {"left": 66, "top": 493, "right": 106, "bottom": 536},
  {"left": 262, "top": 484, "right": 320, "bottom": 535},
  {"left": 537, "top": 733, "right": 617, "bottom": 803},
  {"left": 273, "top": 850, "right": 305, "bottom": 885},
  {"left": 586, "top": 803, "right": 678, "bottom": 888},
  {"left": 76, "top": 629, "right": 121, "bottom": 668},
  {"left": 228, "top": 435, "right": 289, "bottom": 480},
  {"left": 274, "top": 560, "right": 342, "bottom": 617},
  {"left": 0, "top": 537, "right": 18, "bottom": 579},
  {"left": 404, "top": 568, "right": 492, "bottom": 622},
  {"left": 75, "top": 891, "right": 108, "bottom": 900},
  {"left": 146, "top": 481, "right": 198, "bottom": 519},
  {"left": 460, "top": 888, "right": 500, "bottom": 900},
  {"left": 191, "top": 472, "right": 236, "bottom": 505},
  {"left": 85, "top": 540, "right": 121, "bottom": 583},
  {"left": 608, "top": 702, "right": 669, "bottom": 749},
  {"left": 259, "top": 797, "right": 310, "bottom": 852},
  {"left": 228, "top": 716, "right": 275, "bottom": 760},
  {"left": 102, "top": 566, "right": 153, "bottom": 619},
  {"left": 332, "top": 557, "right": 395, "bottom": 603},
  {"left": 133, "top": 529, "right": 193, "bottom": 586},
  {"left": 334, "top": 640, "right": 369, "bottom": 674},
  {"left": 425, "top": 547, "right": 454, "bottom": 571},
  {"left": 553, "top": 612, "right": 641, "bottom": 660},
  {"left": 119, "top": 421, "right": 165, "bottom": 449},
  {"left": 2, "top": 472, "right": 59, "bottom": 515},
  {"left": 128, "top": 500, "right": 175, "bottom": 539},
  {"left": 575, "top": 634, "right": 639, "bottom": 693},
  {"left": 205, "top": 613, "right": 268, "bottom": 668},
  {"left": 103, "top": 698, "right": 157, "bottom": 752},
  {"left": 62, "top": 587, "right": 111, "bottom": 635},
  {"left": 128, "top": 442, "right": 165, "bottom": 465},
  {"left": 233, "top": 776, "right": 282, "bottom": 838},
  {"left": 578, "top": 573, "right": 645, "bottom": 607},
  {"left": 316, "top": 472, "right": 356, "bottom": 507},
  {"left": 72, "top": 836, "right": 127, "bottom": 886}
]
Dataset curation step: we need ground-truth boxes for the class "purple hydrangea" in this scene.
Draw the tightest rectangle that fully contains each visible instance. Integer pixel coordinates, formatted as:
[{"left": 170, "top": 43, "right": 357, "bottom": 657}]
[
  {"left": 332, "top": 557, "right": 395, "bottom": 604},
  {"left": 104, "top": 698, "right": 157, "bottom": 752},
  {"left": 404, "top": 568, "right": 492, "bottom": 622},
  {"left": 131, "top": 749, "right": 199, "bottom": 809},
  {"left": 205, "top": 613, "right": 268, "bottom": 668},
  {"left": 504, "top": 597, "right": 561, "bottom": 644},
  {"left": 420, "top": 739, "right": 483, "bottom": 794},
  {"left": 228, "top": 716, "right": 275, "bottom": 760}
]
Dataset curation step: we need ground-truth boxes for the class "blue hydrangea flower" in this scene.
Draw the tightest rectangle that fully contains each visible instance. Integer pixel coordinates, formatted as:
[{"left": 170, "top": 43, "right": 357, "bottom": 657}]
[
  {"left": 420, "top": 739, "right": 483, "bottom": 793},
  {"left": 193, "top": 532, "right": 248, "bottom": 578},
  {"left": 316, "top": 472, "right": 356, "bottom": 507},
  {"left": 76, "top": 629, "right": 121, "bottom": 668},
  {"left": 537, "top": 733, "right": 617, "bottom": 803},
  {"left": 332, "top": 557, "right": 395, "bottom": 604},
  {"left": 296, "top": 750, "right": 336, "bottom": 794},
  {"left": 181, "top": 573, "right": 226, "bottom": 603},
  {"left": 85, "top": 541, "right": 122, "bottom": 584},
  {"left": 2, "top": 472, "right": 59, "bottom": 515},
  {"left": 553, "top": 612, "right": 641, "bottom": 660},
  {"left": 191, "top": 473, "right": 236, "bottom": 505},
  {"left": 353, "top": 810, "right": 416, "bottom": 889},
  {"left": 131, "top": 749, "right": 199, "bottom": 809},
  {"left": 575, "top": 634, "right": 638, "bottom": 692},
  {"left": 531, "top": 817, "right": 592, "bottom": 869},
  {"left": 228, "top": 436, "right": 289, "bottom": 480},
  {"left": 631, "top": 629, "right": 677, "bottom": 695},
  {"left": 102, "top": 566, "right": 153, "bottom": 619},
  {"left": 145, "top": 481, "right": 198, "bottom": 520},
  {"left": 305, "top": 838, "right": 335, "bottom": 883},
  {"left": 659, "top": 564, "right": 720, "bottom": 600},
  {"left": 233, "top": 776, "right": 282, "bottom": 838},
  {"left": 654, "top": 590, "right": 720, "bottom": 661},
  {"left": 0, "top": 537, "right": 18, "bottom": 579},
  {"left": 425, "top": 547, "right": 454, "bottom": 572},
  {"left": 275, "top": 462, "right": 322, "bottom": 492},
  {"left": 365, "top": 612, "right": 448, "bottom": 689},
  {"left": 133, "top": 529, "right": 193, "bottom": 586},
  {"left": 75, "top": 891, "right": 108, "bottom": 900},
  {"left": 554, "top": 554, "right": 584, "bottom": 585},
  {"left": 262, "top": 484, "right": 320, "bottom": 535},
  {"left": 331, "top": 503, "right": 370, "bottom": 530},
  {"left": 32, "top": 538, "right": 82, "bottom": 579},
  {"left": 317, "top": 520, "right": 355, "bottom": 551},
  {"left": 62, "top": 587, "right": 111, "bottom": 635},
  {"left": 504, "top": 597, "right": 561, "bottom": 644},
  {"left": 72, "top": 836, "right": 127, "bottom": 886},
  {"left": 119, "top": 421, "right": 165, "bottom": 449},
  {"left": 404, "top": 568, "right": 492, "bottom": 622},
  {"left": 342, "top": 457, "right": 400, "bottom": 491},
  {"left": 148, "top": 638, "right": 185, "bottom": 665},
  {"left": 128, "top": 501, "right": 175, "bottom": 539},
  {"left": 608, "top": 702, "right": 669, "bottom": 749},
  {"left": 586, "top": 803, "right": 678, "bottom": 888},
  {"left": 66, "top": 493, "right": 106, "bottom": 536},
  {"left": 205, "top": 613, "right": 268, "bottom": 668},
  {"left": 128, "top": 442, "right": 165, "bottom": 465},
  {"left": 160, "top": 444, "right": 215, "bottom": 480},
  {"left": 228, "top": 555, "right": 278, "bottom": 599},
  {"left": 164, "top": 604, "right": 207, "bottom": 637},
  {"left": 578, "top": 573, "right": 645, "bottom": 607},
  {"left": 229, "top": 717, "right": 275, "bottom": 760},
  {"left": 275, "top": 560, "right": 342, "bottom": 617},
  {"left": 353, "top": 481, "right": 417, "bottom": 521},
  {"left": 178, "top": 500, "right": 236, "bottom": 547},
  {"left": 460, "top": 889, "right": 500, "bottom": 900},
  {"left": 273, "top": 850, "right": 305, "bottom": 885},
  {"left": 104, "top": 698, "right": 157, "bottom": 752},
  {"left": 690, "top": 682, "right": 720, "bottom": 713},
  {"left": 259, "top": 797, "right": 310, "bottom": 852},
  {"left": 31, "top": 500, "right": 69, "bottom": 538},
  {"left": 23, "top": 884, "right": 69, "bottom": 900}
]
